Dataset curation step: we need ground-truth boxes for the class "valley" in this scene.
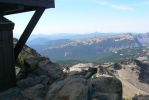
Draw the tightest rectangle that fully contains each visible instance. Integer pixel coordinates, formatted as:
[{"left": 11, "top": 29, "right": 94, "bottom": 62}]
[
  {"left": 28, "top": 33, "right": 149, "bottom": 65},
  {"left": 14, "top": 34, "right": 149, "bottom": 99}
]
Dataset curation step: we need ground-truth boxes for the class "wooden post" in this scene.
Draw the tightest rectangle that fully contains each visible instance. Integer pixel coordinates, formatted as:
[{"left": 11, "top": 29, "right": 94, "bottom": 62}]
[
  {"left": 0, "top": 16, "right": 16, "bottom": 92},
  {"left": 14, "top": 8, "right": 45, "bottom": 60}
]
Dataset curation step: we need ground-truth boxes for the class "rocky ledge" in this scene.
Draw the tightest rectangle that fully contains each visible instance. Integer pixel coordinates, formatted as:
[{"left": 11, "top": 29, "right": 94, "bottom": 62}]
[{"left": 0, "top": 54, "right": 122, "bottom": 100}]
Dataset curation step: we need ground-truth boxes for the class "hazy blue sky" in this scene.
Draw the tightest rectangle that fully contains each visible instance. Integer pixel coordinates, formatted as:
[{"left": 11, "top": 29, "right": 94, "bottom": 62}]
[{"left": 5, "top": 0, "right": 149, "bottom": 36}]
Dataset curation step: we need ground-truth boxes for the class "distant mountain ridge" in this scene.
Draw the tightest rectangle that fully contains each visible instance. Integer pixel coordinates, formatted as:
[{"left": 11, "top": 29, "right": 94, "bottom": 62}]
[
  {"left": 28, "top": 33, "right": 149, "bottom": 64},
  {"left": 27, "top": 32, "right": 117, "bottom": 42},
  {"left": 135, "top": 33, "right": 149, "bottom": 46}
]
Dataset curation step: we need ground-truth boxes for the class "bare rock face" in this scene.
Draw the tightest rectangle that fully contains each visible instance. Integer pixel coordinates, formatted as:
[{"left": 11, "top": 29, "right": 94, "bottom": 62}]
[
  {"left": 21, "top": 84, "right": 45, "bottom": 100},
  {"left": 37, "top": 60, "right": 65, "bottom": 80},
  {"left": 16, "top": 57, "right": 122, "bottom": 100},
  {"left": 0, "top": 41, "right": 123, "bottom": 100},
  {"left": 91, "top": 76, "right": 123, "bottom": 100},
  {"left": 132, "top": 95, "right": 149, "bottom": 100},
  {"left": 113, "top": 63, "right": 122, "bottom": 70},
  {"left": 45, "top": 75, "right": 122, "bottom": 100},
  {"left": 17, "top": 56, "right": 65, "bottom": 84},
  {"left": 24, "top": 56, "right": 49, "bottom": 71},
  {"left": 69, "top": 63, "right": 95, "bottom": 72},
  {"left": 134, "top": 60, "right": 149, "bottom": 84},
  {"left": 17, "top": 75, "right": 49, "bottom": 89},
  {"left": 45, "top": 65, "right": 122, "bottom": 100},
  {"left": 46, "top": 76, "right": 89, "bottom": 100},
  {"left": 17, "top": 56, "right": 49, "bottom": 80},
  {"left": 0, "top": 66, "right": 122, "bottom": 100},
  {"left": 0, "top": 88, "right": 21, "bottom": 100}
]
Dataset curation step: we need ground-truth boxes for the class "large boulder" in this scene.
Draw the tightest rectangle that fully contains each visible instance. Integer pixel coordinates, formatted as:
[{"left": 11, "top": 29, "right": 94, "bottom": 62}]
[
  {"left": 21, "top": 84, "right": 45, "bottom": 100},
  {"left": 46, "top": 75, "right": 122, "bottom": 100},
  {"left": 36, "top": 60, "right": 65, "bottom": 80},
  {"left": 69, "top": 63, "right": 95, "bottom": 72},
  {"left": 1, "top": 69, "right": 123, "bottom": 100},
  {"left": 132, "top": 95, "right": 149, "bottom": 100},
  {"left": 0, "top": 88, "right": 21, "bottom": 100},
  {"left": 46, "top": 76, "right": 89, "bottom": 100},
  {"left": 17, "top": 56, "right": 49, "bottom": 80},
  {"left": 91, "top": 76, "right": 123, "bottom": 100},
  {"left": 24, "top": 56, "right": 49, "bottom": 71},
  {"left": 17, "top": 56, "right": 65, "bottom": 84},
  {"left": 17, "top": 75, "right": 49, "bottom": 89},
  {"left": 113, "top": 63, "right": 122, "bottom": 70}
]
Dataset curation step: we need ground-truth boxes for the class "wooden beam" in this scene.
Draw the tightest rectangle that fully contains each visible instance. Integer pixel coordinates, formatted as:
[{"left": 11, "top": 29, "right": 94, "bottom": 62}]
[
  {"left": 0, "top": 17, "right": 16, "bottom": 92},
  {"left": 14, "top": 8, "right": 45, "bottom": 60},
  {"left": 0, "top": 0, "right": 55, "bottom": 8}
]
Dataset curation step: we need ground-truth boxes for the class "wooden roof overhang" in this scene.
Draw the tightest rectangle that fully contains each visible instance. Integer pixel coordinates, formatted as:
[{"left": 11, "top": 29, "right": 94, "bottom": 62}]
[
  {"left": 0, "top": 0, "right": 55, "bottom": 15},
  {"left": 0, "top": 0, "right": 55, "bottom": 60}
]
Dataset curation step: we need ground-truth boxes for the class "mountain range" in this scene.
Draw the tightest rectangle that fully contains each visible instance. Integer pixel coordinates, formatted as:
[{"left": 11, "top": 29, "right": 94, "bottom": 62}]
[
  {"left": 10, "top": 38, "right": 149, "bottom": 100},
  {"left": 27, "top": 32, "right": 149, "bottom": 65}
]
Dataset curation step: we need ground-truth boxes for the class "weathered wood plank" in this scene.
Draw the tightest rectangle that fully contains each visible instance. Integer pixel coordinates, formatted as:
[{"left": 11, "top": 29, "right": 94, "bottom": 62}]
[
  {"left": 0, "top": 0, "right": 54, "bottom": 15},
  {"left": 0, "top": 0, "right": 54, "bottom": 8},
  {"left": 14, "top": 8, "right": 45, "bottom": 60},
  {"left": 0, "top": 17, "right": 16, "bottom": 92}
]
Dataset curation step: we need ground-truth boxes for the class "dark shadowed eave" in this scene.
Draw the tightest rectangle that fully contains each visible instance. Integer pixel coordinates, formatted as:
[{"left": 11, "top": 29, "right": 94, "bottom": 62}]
[{"left": 0, "top": 0, "right": 55, "bottom": 15}]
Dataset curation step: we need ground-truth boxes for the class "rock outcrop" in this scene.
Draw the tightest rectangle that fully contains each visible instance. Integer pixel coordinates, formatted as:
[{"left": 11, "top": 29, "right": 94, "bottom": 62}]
[
  {"left": 46, "top": 76, "right": 89, "bottom": 100},
  {"left": 132, "top": 95, "right": 149, "bottom": 100},
  {"left": 110, "top": 59, "right": 149, "bottom": 98},
  {"left": 91, "top": 77, "right": 122, "bottom": 100},
  {"left": 0, "top": 55, "right": 123, "bottom": 100},
  {"left": 0, "top": 40, "right": 123, "bottom": 100}
]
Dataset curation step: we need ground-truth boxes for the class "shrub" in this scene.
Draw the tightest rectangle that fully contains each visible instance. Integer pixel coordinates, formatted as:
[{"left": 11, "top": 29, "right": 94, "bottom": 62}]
[{"left": 18, "top": 52, "right": 27, "bottom": 66}]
